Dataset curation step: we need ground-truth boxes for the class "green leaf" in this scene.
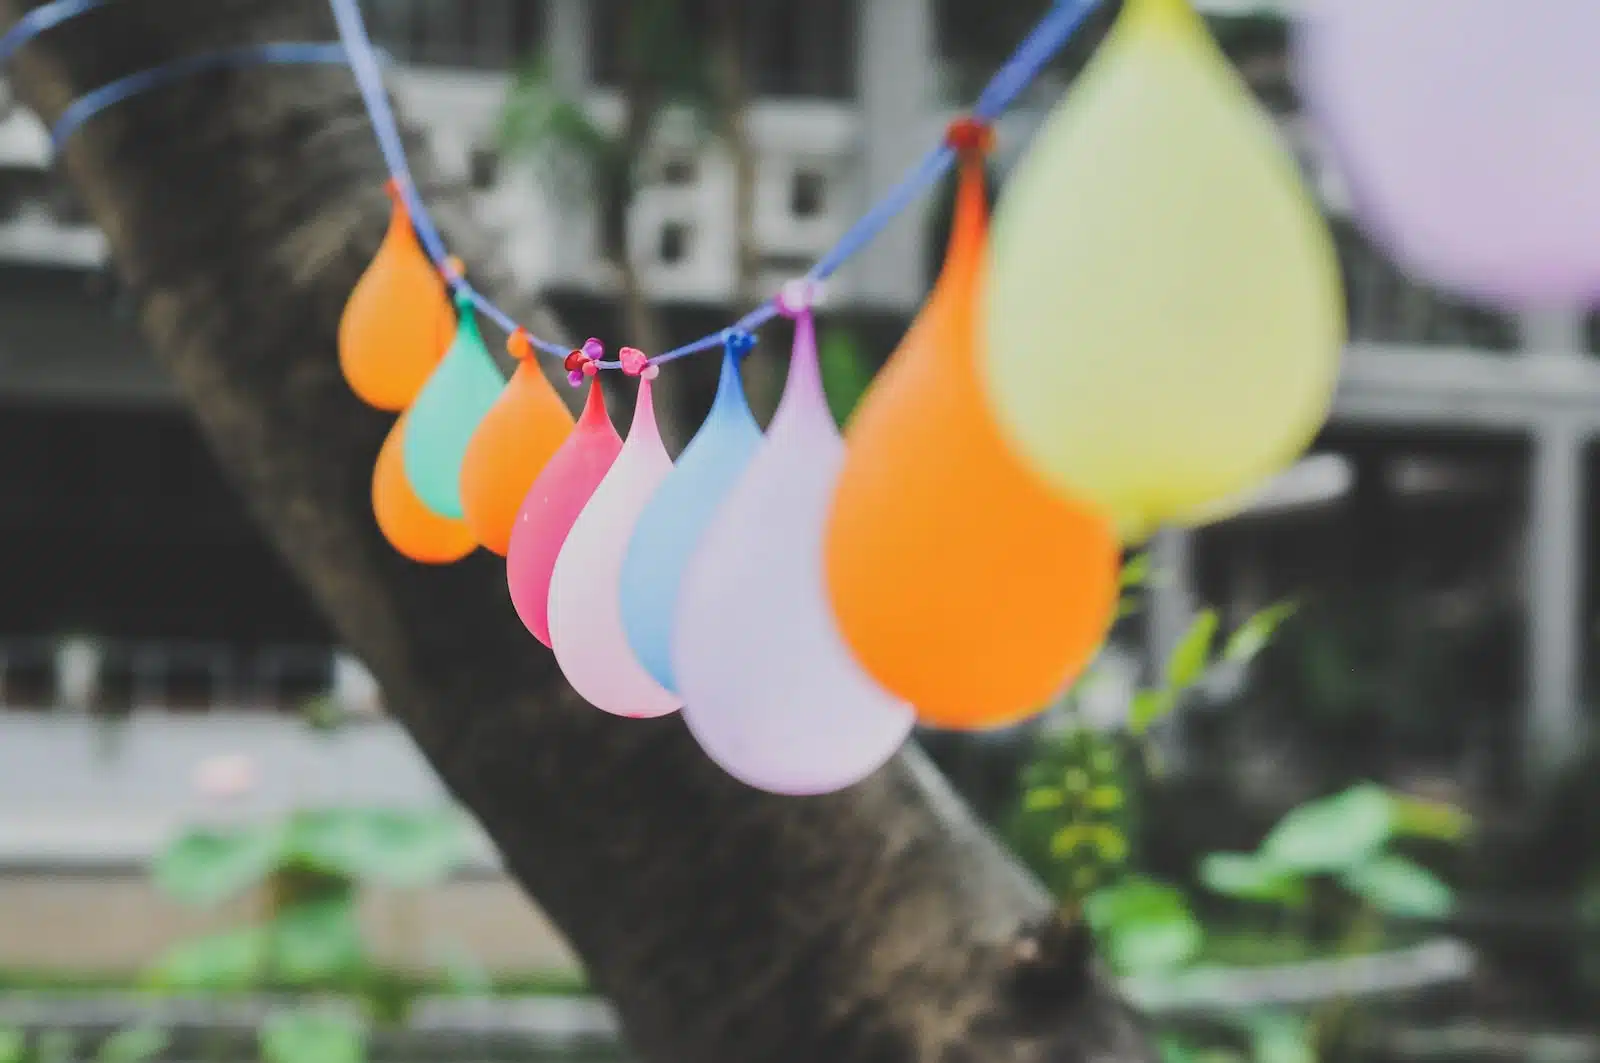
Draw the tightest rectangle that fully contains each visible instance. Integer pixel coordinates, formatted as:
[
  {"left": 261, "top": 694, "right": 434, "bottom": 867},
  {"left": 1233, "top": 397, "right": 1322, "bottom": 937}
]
[
  {"left": 1245, "top": 1012, "right": 1316, "bottom": 1063},
  {"left": 1023, "top": 786, "right": 1066, "bottom": 811},
  {"left": 1086, "top": 877, "right": 1202, "bottom": 971},
  {"left": 0, "top": 1027, "right": 24, "bottom": 1063},
  {"left": 1222, "top": 602, "right": 1297, "bottom": 665},
  {"left": 1199, "top": 852, "right": 1307, "bottom": 906},
  {"left": 268, "top": 896, "right": 365, "bottom": 985},
  {"left": 1260, "top": 783, "right": 1395, "bottom": 874},
  {"left": 97, "top": 1026, "right": 169, "bottom": 1063},
  {"left": 288, "top": 808, "right": 467, "bottom": 888},
  {"left": 1120, "top": 554, "right": 1152, "bottom": 589},
  {"left": 1166, "top": 609, "right": 1220, "bottom": 690},
  {"left": 1129, "top": 688, "right": 1177, "bottom": 734},
  {"left": 148, "top": 927, "right": 268, "bottom": 991},
  {"left": 1389, "top": 794, "right": 1471, "bottom": 844},
  {"left": 151, "top": 825, "right": 284, "bottom": 906},
  {"left": 1340, "top": 855, "right": 1454, "bottom": 918},
  {"left": 819, "top": 328, "right": 874, "bottom": 427},
  {"left": 260, "top": 1012, "right": 365, "bottom": 1063}
]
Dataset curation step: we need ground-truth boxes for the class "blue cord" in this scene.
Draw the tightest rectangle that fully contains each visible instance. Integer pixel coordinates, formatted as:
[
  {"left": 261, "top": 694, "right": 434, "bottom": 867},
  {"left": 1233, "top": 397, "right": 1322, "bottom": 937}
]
[
  {"left": 33, "top": 0, "right": 1102, "bottom": 369},
  {"left": 51, "top": 41, "right": 362, "bottom": 152},
  {"left": 0, "top": 0, "right": 109, "bottom": 68}
]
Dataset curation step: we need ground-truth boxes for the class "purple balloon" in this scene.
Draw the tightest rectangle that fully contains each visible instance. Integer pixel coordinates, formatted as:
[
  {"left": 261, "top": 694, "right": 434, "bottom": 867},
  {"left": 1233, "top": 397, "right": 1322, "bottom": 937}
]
[{"left": 1295, "top": 0, "right": 1600, "bottom": 306}]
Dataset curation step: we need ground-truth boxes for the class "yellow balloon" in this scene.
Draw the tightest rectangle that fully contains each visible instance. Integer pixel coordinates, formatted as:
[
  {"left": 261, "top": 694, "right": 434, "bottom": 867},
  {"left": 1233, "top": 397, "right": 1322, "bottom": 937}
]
[{"left": 982, "top": 0, "right": 1344, "bottom": 544}]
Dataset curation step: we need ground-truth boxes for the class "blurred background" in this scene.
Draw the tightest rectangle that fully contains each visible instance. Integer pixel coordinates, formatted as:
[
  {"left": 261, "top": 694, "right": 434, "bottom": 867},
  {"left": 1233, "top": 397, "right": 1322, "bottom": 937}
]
[{"left": 0, "top": 1, "right": 1596, "bottom": 1062}]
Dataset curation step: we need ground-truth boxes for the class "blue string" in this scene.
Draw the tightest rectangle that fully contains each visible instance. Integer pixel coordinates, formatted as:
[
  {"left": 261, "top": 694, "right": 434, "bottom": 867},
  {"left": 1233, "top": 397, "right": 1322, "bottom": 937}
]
[
  {"left": 0, "top": 0, "right": 109, "bottom": 68},
  {"left": 974, "top": 0, "right": 1101, "bottom": 120},
  {"left": 33, "top": 0, "right": 1101, "bottom": 369},
  {"left": 51, "top": 41, "right": 365, "bottom": 153}
]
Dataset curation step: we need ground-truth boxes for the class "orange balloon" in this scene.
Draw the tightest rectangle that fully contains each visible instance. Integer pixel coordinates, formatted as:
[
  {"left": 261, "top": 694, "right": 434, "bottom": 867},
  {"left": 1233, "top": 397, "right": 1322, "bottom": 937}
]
[
  {"left": 459, "top": 347, "right": 576, "bottom": 556},
  {"left": 824, "top": 155, "right": 1120, "bottom": 730},
  {"left": 373, "top": 411, "right": 478, "bottom": 564},
  {"left": 339, "top": 182, "right": 454, "bottom": 411}
]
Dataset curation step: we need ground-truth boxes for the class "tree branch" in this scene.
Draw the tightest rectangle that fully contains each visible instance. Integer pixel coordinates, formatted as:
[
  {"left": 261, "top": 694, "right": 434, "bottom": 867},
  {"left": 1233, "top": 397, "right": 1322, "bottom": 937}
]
[{"left": 0, "top": 2, "right": 1153, "bottom": 1060}]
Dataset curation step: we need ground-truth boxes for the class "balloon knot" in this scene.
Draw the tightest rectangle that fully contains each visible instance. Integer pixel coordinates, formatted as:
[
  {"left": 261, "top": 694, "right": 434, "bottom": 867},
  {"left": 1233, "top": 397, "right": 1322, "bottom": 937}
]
[
  {"left": 721, "top": 328, "right": 757, "bottom": 360},
  {"left": 443, "top": 255, "right": 465, "bottom": 282},
  {"left": 776, "top": 279, "right": 824, "bottom": 318},
  {"left": 945, "top": 116, "right": 994, "bottom": 157},
  {"left": 642, "top": 364, "right": 660, "bottom": 381},
  {"left": 508, "top": 328, "right": 535, "bottom": 361},
  {"left": 567, "top": 370, "right": 584, "bottom": 387},
  {"left": 383, "top": 177, "right": 401, "bottom": 201},
  {"left": 619, "top": 347, "right": 652, "bottom": 377},
  {"left": 581, "top": 337, "right": 605, "bottom": 362}
]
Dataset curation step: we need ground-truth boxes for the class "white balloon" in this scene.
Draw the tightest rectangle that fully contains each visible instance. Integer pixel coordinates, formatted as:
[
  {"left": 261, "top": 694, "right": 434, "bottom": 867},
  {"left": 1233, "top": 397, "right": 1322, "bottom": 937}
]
[
  {"left": 549, "top": 379, "right": 683, "bottom": 718},
  {"left": 674, "top": 310, "right": 914, "bottom": 794}
]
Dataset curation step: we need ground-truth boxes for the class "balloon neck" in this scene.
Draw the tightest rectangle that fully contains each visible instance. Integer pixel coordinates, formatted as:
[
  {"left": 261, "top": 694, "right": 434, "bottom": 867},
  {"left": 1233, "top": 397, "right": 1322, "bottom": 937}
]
[
  {"left": 630, "top": 377, "right": 659, "bottom": 439},
  {"left": 775, "top": 312, "right": 825, "bottom": 420},
  {"left": 578, "top": 379, "right": 610, "bottom": 426},
  {"left": 1122, "top": 0, "right": 1204, "bottom": 38},
  {"left": 712, "top": 349, "right": 750, "bottom": 412}
]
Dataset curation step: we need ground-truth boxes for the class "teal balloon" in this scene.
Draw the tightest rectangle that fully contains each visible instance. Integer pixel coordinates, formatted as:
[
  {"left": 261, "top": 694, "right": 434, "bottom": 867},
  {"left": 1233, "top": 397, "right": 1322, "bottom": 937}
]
[
  {"left": 621, "top": 342, "right": 762, "bottom": 692},
  {"left": 402, "top": 299, "right": 505, "bottom": 519}
]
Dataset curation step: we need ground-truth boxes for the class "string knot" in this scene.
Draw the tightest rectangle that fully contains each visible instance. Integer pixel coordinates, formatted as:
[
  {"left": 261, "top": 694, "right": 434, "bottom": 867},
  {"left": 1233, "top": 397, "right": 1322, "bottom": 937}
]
[
  {"left": 945, "top": 116, "right": 994, "bottom": 157},
  {"left": 565, "top": 338, "right": 604, "bottom": 386},
  {"left": 776, "top": 279, "right": 825, "bottom": 318},
  {"left": 722, "top": 329, "right": 757, "bottom": 360},
  {"left": 508, "top": 328, "right": 534, "bottom": 361},
  {"left": 619, "top": 347, "right": 659, "bottom": 380}
]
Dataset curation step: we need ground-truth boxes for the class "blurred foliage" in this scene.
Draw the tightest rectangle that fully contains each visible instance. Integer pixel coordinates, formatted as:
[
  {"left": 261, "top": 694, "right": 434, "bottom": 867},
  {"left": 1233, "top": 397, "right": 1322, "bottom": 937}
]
[
  {"left": 1007, "top": 558, "right": 1472, "bottom": 1063},
  {"left": 260, "top": 1012, "right": 366, "bottom": 1063},
  {"left": 818, "top": 327, "right": 873, "bottom": 426},
  {"left": 148, "top": 806, "right": 468, "bottom": 996},
  {"left": 0, "top": 1029, "right": 165, "bottom": 1063}
]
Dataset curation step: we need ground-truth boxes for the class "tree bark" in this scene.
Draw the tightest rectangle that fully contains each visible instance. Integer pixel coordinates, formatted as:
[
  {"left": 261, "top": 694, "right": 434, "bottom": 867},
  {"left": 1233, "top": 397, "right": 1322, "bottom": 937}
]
[{"left": 0, "top": 2, "right": 1154, "bottom": 1061}]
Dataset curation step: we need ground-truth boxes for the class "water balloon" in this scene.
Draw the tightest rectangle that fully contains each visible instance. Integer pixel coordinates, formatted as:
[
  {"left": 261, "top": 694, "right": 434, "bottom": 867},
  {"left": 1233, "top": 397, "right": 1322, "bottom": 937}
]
[
  {"left": 459, "top": 330, "right": 575, "bottom": 555},
  {"left": 676, "top": 298, "right": 913, "bottom": 794},
  {"left": 826, "top": 151, "right": 1120, "bottom": 731},
  {"left": 620, "top": 332, "right": 763, "bottom": 693},
  {"left": 402, "top": 292, "right": 506, "bottom": 519},
  {"left": 338, "top": 181, "right": 454, "bottom": 411},
  {"left": 1295, "top": 0, "right": 1600, "bottom": 306},
  {"left": 371, "top": 411, "right": 477, "bottom": 564},
  {"left": 983, "top": 0, "right": 1344, "bottom": 542},
  {"left": 505, "top": 380, "right": 622, "bottom": 647},
  {"left": 548, "top": 378, "right": 683, "bottom": 718}
]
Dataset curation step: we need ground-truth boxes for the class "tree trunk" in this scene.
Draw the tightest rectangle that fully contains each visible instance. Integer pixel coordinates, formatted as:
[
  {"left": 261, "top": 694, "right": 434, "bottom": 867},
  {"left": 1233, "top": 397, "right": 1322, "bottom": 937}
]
[{"left": 0, "top": 2, "right": 1154, "bottom": 1061}]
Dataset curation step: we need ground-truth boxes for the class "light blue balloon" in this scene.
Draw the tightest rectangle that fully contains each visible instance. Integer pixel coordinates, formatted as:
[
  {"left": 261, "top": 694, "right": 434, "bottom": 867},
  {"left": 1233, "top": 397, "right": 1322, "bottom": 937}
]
[
  {"left": 402, "top": 298, "right": 505, "bottom": 519},
  {"left": 621, "top": 343, "right": 762, "bottom": 692}
]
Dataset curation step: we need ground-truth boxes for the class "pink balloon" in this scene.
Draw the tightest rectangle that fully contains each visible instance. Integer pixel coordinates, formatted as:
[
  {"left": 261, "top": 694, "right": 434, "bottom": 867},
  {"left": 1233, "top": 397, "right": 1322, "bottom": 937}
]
[
  {"left": 673, "top": 306, "right": 914, "bottom": 795},
  {"left": 548, "top": 379, "right": 683, "bottom": 718},
  {"left": 506, "top": 382, "right": 622, "bottom": 647},
  {"left": 1295, "top": 0, "right": 1600, "bottom": 306}
]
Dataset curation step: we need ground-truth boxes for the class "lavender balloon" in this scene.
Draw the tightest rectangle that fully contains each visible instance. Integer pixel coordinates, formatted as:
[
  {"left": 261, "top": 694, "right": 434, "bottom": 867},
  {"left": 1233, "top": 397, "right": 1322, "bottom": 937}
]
[
  {"left": 1295, "top": 0, "right": 1600, "bottom": 306},
  {"left": 673, "top": 292, "right": 914, "bottom": 796}
]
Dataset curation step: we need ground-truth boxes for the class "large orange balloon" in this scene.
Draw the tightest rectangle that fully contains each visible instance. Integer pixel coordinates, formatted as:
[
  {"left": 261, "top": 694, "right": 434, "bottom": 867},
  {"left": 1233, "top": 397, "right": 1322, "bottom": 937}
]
[
  {"left": 459, "top": 343, "right": 576, "bottom": 555},
  {"left": 339, "top": 181, "right": 454, "bottom": 411},
  {"left": 373, "top": 411, "right": 477, "bottom": 564},
  {"left": 824, "top": 156, "right": 1120, "bottom": 730}
]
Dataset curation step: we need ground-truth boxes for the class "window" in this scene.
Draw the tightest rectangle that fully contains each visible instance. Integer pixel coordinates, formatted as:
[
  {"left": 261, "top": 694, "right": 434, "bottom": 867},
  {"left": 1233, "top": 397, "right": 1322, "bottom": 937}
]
[
  {"left": 362, "top": 0, "right": 545, "bottom": 68},
  {"left": 790, "top": 170, "right": 827, "bottom": 219},
  {"left": 658, "top": 222, "right": 691, "bottom": 264}
]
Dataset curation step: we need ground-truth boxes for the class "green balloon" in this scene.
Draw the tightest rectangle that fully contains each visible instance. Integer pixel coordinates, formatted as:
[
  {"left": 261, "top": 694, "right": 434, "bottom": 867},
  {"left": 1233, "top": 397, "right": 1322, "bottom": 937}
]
[{"left": 402, "top": 298, "right": 506, "bottom": 519}]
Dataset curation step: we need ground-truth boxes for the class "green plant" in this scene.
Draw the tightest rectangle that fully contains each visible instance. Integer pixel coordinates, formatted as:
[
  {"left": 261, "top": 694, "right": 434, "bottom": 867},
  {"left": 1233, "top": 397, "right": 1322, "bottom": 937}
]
[
  {"left": 0, "top": 1028, "right": 23, "bottom": 1063},
  {"left": 260, "top": 1011, "right": 366, "bottom": 1063},
  {"left": 1200, "top": 783, "right": 1466, "bottom": 921},
  {"left": 818, "top": 327, "right": 873, "bottom": 426},
  {"left": 149, "top": 807, "right": 468, "bottom": 993}
]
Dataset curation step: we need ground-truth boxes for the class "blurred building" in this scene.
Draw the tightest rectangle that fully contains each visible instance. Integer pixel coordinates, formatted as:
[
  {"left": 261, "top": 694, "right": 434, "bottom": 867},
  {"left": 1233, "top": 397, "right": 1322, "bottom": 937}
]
[{"left": 0, "top": 0, "right": 1594, "bottom": 971}]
